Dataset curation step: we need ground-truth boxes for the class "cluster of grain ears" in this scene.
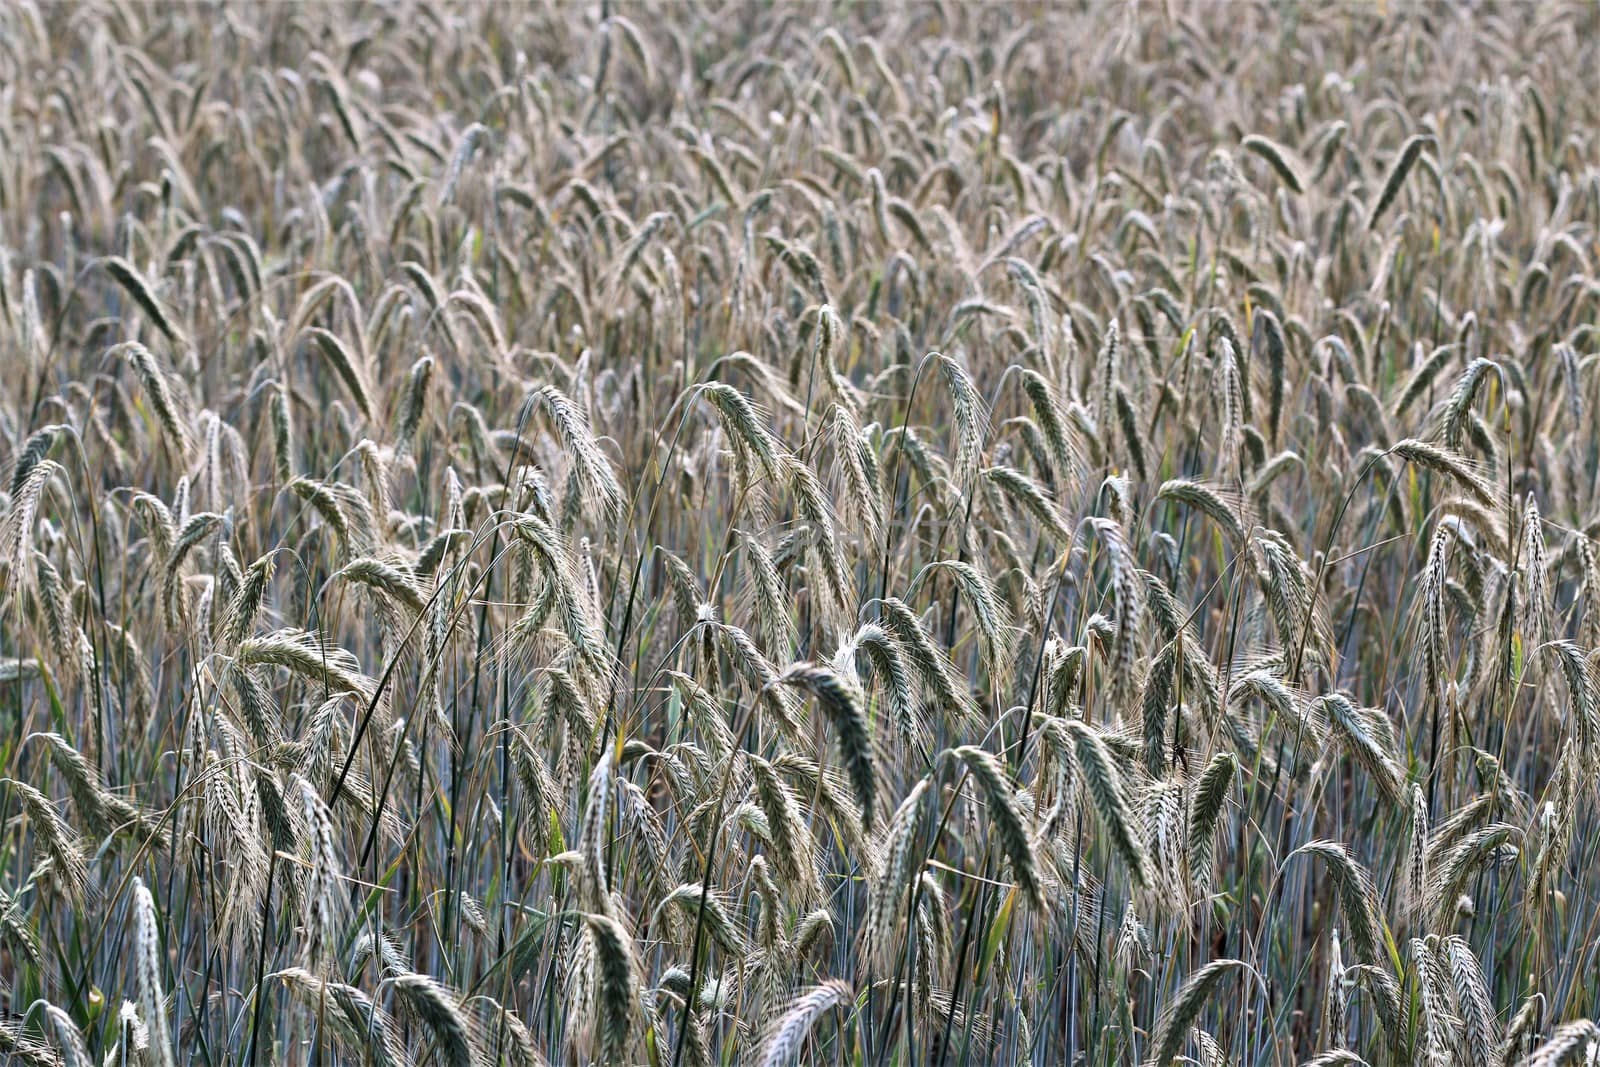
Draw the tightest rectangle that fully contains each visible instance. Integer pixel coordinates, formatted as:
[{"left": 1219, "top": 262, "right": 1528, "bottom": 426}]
[{"left": 2, "top": 2, "right": 1600, "bottom": 1065}]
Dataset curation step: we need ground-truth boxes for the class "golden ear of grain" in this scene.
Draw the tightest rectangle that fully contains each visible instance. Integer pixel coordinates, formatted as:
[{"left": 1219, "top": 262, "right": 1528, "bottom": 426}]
[
  {"left": 936, "top": 353, "right": 989, "bottom": 487},
  {"left": 113, "top": 342, "right": 193, "bottom": 456},
  {"left": 1, "top": 777, "right": 87, "bottom": 898},
  {"left": 130, "top": 878, "right": 177, "bottom": 1067},
  {"left": 1, "top": 459, "right": 62, "bottom": 603}
]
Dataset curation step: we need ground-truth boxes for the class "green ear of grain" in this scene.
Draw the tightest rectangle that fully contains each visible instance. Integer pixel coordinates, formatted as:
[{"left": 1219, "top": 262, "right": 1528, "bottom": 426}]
[
  {"left": 954, "top": 746, "right": 1044, "bottom": 907},
  {"left": 1241, "top": 134, "right": 1305, "bottom": 194},
  {"left": 1367, "top": 134, "right": 1431, "bottom": 229},
  {"left": 1146, "top": 959, "right": 1248, "bottom": 1067},
  {"left": 104, "top": 256, "right": 181, "bottom": 342}
]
